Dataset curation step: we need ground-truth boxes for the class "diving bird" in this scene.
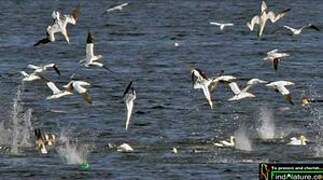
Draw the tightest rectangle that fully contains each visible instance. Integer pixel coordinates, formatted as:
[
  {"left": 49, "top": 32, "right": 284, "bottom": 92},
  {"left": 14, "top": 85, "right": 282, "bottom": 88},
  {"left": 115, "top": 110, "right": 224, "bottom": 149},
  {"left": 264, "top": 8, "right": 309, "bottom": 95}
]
[
  {"left": 214, "top": 136, "right": 235, "bottom": 147},
  {"left": 106, "top": 3, "right": 128, "bottom": 13},
  {"left": 46, "top": 81, "right": 73, "bottom": 100},
  {"left": 123, "top": 81, "right": 136, "bottom": 130},
  {"left": 263, "top": 49, "right": 290, "bottom": 71},
  {"left": 63, "top": 81, "right": 92, "bottom": 104},
  {"left": 283, "top": 24, "right": 320, "bottom": 35},
  {"left": 247, "top": 1, "right": 290, "bottom": 37},
  {"left": 27, "top": 63, "right": 61, "bottom": 76},
  {"left": 287, "top": 135, "right": 308, "bottom": 145},
  {"left": 266, "top": 81, "right": 295, "bottom": 105},
  {"left": 210, "top": 22, "right": 234, "bottom": 30},
  {"left": 192, "top": 68, "right": 236, "bottom": 109},
  {"left": 44, "top": 133, "right": 56, "bottom": 146},
  {"left": 34, "top": 4, "right": 80, "bottom": 46},
  {"left": 228, "top": 78, "right": 267, "bottom": 101},
  {"left": 80, "top": 32, "right": 114, "bottom": 72},
  {"left": 34, "top": 129, "right": 48, "bottom": 154}
]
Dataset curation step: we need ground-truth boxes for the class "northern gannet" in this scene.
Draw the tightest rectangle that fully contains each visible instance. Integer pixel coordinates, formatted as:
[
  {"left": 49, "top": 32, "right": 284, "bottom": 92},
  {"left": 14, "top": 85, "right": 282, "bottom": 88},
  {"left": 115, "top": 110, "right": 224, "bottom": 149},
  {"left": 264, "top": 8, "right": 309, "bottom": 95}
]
[
  {"left": 106, "top": 3, "right": 129, "bottom": 13},
  {"left": 27, "top": 63, "right": 61, "bottom": 76},
  {"left": 117, "top": 143, "right": 134, "bottom": 152},
  {"left": 34, "top": 4, "right": 80, "bottom": 46},
  {"left": 46, "top": 81, "right": 73, "bottom": 100},
  {"left": 80, "top": 32, "right": 114, "bottom": 72},
  {"left": 123, "top": 81, "right": 136, "bottom": 130},
  {"left": 247, "top": 1, "right": 290, "bottom": 37},
  {"left": 228, "top": 78, "right": 267, "bottom": 101},
  {"left": 192, "top": 68, "right": 236, "bottom": 109},
  {"left": 210, "top": 22, "right": 234, "bottom": 30},
  {"left": 266, "top": 81, "right": 295, "bottom": 105},
  {"left": 20, "top": 71, "right": 42, "bottom": 82},
  {"left": 263, "top": 49, "right": 290, "bottom": 71},
  {"left": 283, "top": 24, "right": 320, "bottom": 35},
  {"left": 63, "top": 81, "right": 92, "bottom": 104},
  {"left": 214, "top": 136, "right": 235, "bottom": 147},
  {"left": 34, "top": 129, "right": 48, "bottom": 154},
  {"left": 287, "top": 135, "right": 308, "bottom": 145}
]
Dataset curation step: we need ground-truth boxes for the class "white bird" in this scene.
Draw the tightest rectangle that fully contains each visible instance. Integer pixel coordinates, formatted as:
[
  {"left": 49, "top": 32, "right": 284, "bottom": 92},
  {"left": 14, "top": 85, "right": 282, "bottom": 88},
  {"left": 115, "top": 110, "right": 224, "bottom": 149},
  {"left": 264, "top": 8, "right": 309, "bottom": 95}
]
[
  {"left": 263, "top": 49, "right": 290, "bottom": 71},
  {"left": 35, "top": 129, "right": 48, "bottom": 154},
  {"left": 210, "top": 22, "right": 234, "bottom": 30},
  {"left": 266, "top": 81, "right": 295, "bottom": 105},
  {"left": 288, "top": 135, "right": 308, "bottom": 145},
  {"left": 228, "top": 78, "right": 267, "bottom": 101},
  {"left": 214, "top": 136, "right": 235, "bottom": 147},
  {"left": 27, "top": 63, "right": 61, "bottom": 76},
  {"left": 20, "top": 71, "right": 42, "bottom": 82},
  {"left": 192, "top": 68, "right": 236, "bottom": 109},
  {"left": 46, "top": 82, "right": 73, "bottom": 100},
  {"left": 247, "top": 1, "right": 290, "bottom": 37},
  {"left": 106, "top": 3, "right": 128, "bottom": 12},
  {"left": 80, "top": 32, "right": 114, "bottom": 72},
  {"left": 283, "top": 24, "right": 320, "bottom": 35},
  {"left": 34, "top": 4, "right": 80, "bottom": 46},
  {"left": 63, "top": 81, "right": 92, "bottom": 104},
  {"left": 117, "top": 143, "right": 134, "bottom": 152},
  {"left": 123, "top": 81, "right": 136, "bottom": 130}
]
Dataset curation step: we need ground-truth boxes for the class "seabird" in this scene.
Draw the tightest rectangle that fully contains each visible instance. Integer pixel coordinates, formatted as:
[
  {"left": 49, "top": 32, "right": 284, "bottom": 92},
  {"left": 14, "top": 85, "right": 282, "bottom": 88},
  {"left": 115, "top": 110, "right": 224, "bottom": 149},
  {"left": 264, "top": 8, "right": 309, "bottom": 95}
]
[
  {"left": 20, "top": 71, "right": 42, "bottom": 82},
  {"left": 283, "top": 24, "right": 320, "bottom": 35},
  {"left": 63, "top": 81, "right": 92, "bottom": 104},
  {"left": 34, "top": 129, "right": 48, "bottom": 154},
  {"left": 123, "top": 81, "right": 136, "bottom": 130},
  {"left": 266, "top": 81, "right": 295, "bottom": 105},
  {"left": 106, "top": 3, "right": 128, "bottom": 13},
  {"left": 27, "top": 63, "right": 61, "bottom": 76},
  {"left": 46, "top": 81, "right": 73, "bottom": 100},
  {"left": 263, "top": 49, "right": 290, "bottom": 71},
  {"left": 247, "top": 1, "right": 290, "bottom": 37},
  {"left": 44, "top": 133, "right": 56, "bottom": 146},
  {"left": 80, "top": 32, "right": 114, "bottom": 72},
  {"left": 214, "top": 136, "right": 235, "bottom": 147},
  {"left": 210, "top": 22, "right": 234, "bottom": 30},
  {"left": 287, "top": 135, "right": 308, "bottom": 145},
  {"left": 228, "top": 78, "right": 267, "bottom": 101},
  {"left": 191, "top": 68, "right": 236, "bottom": 109},
  {"left": 34, "top": 4, "right": 80, "bottom": 46},
  {"left": 117, "top": 143, "right": 134, "bottom": 152}
]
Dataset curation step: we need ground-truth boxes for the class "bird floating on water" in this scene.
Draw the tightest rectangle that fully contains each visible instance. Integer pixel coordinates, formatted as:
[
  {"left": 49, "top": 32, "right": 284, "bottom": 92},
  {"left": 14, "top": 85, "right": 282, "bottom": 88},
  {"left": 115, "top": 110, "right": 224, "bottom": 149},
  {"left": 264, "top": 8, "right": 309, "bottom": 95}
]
[
  {"left": 247, "top": 1, "right": 290, "bottom": 37},
  {"left": 214, "top": 136, "right": 235, "bottom": 147},
  {"left": 287, "top": 135, "right": 308, "bottom": 145},
  {"left": 63, "top": 81, "right": 92, "bottom": 104},
  {"left": 117, "top": 143, "right": 134, "bottom": 152},
  {"left": 210, "top": 22, "right": 234, "bottom": 31},
  {"left": 283, "top": 24, "right": 320, "bottom": 35},
  {"left": 106, "top": 3, "right": 129, "bottom": 13},
  {"left": 228, "top": 78, "right": 267, "bottom": 101},
  {"left": 34, "top": 4, "right": 80, "bottom": 46},
  {"left": 266, "top": 81, "right": 295, "bottom": 105},
  {"left": 123, "top": 81, "right": 136, "bottom": 130},
  {"left": 263, "top": 49, "right": 290, "bottom": 71}
]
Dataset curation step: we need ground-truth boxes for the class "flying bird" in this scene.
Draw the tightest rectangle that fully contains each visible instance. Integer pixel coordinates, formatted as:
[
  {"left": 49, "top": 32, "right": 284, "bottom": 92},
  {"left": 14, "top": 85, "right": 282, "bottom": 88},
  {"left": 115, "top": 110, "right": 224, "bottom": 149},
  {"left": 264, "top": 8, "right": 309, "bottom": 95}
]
[
  {"left": 27, "top": 63, "right": 61, "bottom": 76},
  {"left": 123, "top": 81, "right": 136, "bottom": 130},
  {"left": 287, "top": 135, "right": 308, "bottom": 145},
  {"left": 106, "top": 3, "right": 128, "bottom": 13},
  {"left": 214, "top": 136, "right": 235, "bottom": 147},
  {"left": 266, "top": 81, "right": 295, "bottom": 105},
  {"left": 63, "top": 81, "right": 92, "bottom": 104},
  {"left": 20, "top": 71, "right": 42, "bottom": 82},
  {"left": 80, "top": 32, "right": 114, "bottom": 72},
  {"left": 46, "top": 81, "right": 73, "bottom": 100},
  {"left": 227, "top": 78, "right": 267, "bottom": 101},
  {"left": 283, "top": 24, "right": 320, "bottom": 35},
  {"left": 210, "top": 22, "right": 234, "bottom": 30},
  {"left": 34, "top": 4, "right": 80, "bottom": 46},
  {"left": 263, "top": 49, "right": 290, "bottom": 71},
  {"left": 191, "top": 68, "right": 236, "bottom": 109},
  {"left": 247, "top": 1, "right": 290, "bottom": 37}
]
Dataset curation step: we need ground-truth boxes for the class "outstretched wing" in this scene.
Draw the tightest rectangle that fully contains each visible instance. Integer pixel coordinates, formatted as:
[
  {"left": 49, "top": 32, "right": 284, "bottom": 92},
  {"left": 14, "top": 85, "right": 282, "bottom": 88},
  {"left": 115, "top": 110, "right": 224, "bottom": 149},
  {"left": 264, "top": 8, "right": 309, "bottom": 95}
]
[
  {"left": 247, "top": 16, "right": 260, "bottom": 31},
  {"left": 228, "top": 82, "right": 241, "bottom": 95},
  {"left": 47, "top": 82, "right": 61, "bottom": 94},
  {"left": 268, "top": 9, "right": 290, "bottom": 23},
  {"left": 210, "top": 22, "right": 221, "bottom": 26},
  {"left": 306, "top": 24, "right": 320, "bottom": 31}
]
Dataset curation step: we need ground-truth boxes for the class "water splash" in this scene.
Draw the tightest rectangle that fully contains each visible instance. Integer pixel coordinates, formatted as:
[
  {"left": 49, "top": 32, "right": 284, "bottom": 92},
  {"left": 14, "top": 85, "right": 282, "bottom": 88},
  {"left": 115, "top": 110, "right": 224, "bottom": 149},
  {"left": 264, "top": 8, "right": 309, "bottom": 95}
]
[
  {"left": 256, "top": 107, "right": 275, "bottom": 139},
  {"left": 234, "top": 126, "right": 252, "bottom": 151},
  {"left": 57, "top": 132, "right": 90, "bottom": 165}
]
